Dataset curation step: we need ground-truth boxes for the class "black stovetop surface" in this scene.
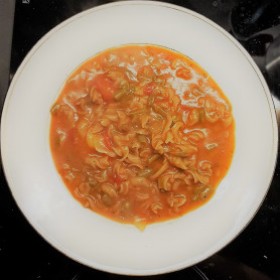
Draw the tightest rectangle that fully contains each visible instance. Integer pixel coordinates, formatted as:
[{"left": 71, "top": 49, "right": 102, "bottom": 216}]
[{"left": 1, "top": 1, "right": 280, "bottom": 279}]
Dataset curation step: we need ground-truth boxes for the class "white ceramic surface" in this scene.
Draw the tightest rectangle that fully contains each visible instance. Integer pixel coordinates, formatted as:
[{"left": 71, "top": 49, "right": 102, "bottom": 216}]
[{"left": 1, "top": 1, "right": 278, "bottom": 276}]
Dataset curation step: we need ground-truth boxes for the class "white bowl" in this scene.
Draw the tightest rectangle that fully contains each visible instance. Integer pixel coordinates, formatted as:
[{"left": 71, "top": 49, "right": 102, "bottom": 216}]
[{"left": 1, "top": 1, "right": 278, "bottom": 276}]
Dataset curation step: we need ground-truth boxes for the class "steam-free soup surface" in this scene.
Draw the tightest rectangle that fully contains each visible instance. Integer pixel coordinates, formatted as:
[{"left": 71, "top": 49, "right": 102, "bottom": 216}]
[{"left": 50, "top": 45, "right": 235, "bottom": 229}]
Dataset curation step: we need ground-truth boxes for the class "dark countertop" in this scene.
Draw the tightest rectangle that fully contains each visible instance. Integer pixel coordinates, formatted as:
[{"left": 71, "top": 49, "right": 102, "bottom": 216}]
[{"left": 0, "top": 1, "right": 280, "bottom": 279}]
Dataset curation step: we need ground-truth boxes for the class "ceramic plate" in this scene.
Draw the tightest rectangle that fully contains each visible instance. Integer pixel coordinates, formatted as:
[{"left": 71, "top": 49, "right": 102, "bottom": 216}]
[{"left": 1, "top": 1, "right": 278, "bottom": 275}]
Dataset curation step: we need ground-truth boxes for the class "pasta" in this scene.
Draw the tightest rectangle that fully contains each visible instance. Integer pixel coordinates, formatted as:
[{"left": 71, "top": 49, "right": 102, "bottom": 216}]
[{"left": 50, "top": 45, "right": 235, "bottom": 230}]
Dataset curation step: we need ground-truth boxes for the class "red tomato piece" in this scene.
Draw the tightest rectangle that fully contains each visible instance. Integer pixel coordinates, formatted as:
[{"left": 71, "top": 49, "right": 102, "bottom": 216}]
[
  {"left": 144, "top": 82, "right": 157, "bottom": 95},
  {"left": 102, "top": 130, "right": 112, "bottom": 150},
  {"left": 91, "top": 74, "right": 116, "bottom": 102},
  {"left": 176, "top": 67, "right": 192, "bottom": 80}
]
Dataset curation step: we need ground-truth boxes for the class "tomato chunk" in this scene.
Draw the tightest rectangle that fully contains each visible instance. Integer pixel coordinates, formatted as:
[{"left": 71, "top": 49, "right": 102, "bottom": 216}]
[
  {"left": 176, "top": 67, "right": 192, "bottom": 80},
  {"left": 144, "top": 82, "right": 157, "bottom": 95},
  {"left": 91, "top": 74, "right": 116, "bottom": 102},
  {"left": 102, "top": 129, "right": 112, "bottom": 150}
]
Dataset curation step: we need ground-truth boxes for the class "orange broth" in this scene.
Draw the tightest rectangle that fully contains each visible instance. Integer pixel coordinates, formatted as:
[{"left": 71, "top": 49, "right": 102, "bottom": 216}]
[{"left": 50, "top": 45, "right": 235, "bottom": 229}]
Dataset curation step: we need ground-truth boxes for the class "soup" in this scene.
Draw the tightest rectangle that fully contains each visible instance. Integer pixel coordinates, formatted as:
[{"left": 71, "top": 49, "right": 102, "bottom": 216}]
[{"left": 50, "top": 45, "right": 235, "bottom": 229}]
